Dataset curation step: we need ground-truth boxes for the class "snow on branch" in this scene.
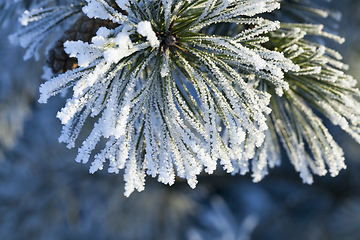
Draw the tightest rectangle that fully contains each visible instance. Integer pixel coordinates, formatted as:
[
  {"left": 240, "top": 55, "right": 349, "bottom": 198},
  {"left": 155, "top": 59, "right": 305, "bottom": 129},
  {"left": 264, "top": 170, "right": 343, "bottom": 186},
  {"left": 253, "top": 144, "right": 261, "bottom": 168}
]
[{"left": 9, "top": 0, "right": 359, "bottom": 196}]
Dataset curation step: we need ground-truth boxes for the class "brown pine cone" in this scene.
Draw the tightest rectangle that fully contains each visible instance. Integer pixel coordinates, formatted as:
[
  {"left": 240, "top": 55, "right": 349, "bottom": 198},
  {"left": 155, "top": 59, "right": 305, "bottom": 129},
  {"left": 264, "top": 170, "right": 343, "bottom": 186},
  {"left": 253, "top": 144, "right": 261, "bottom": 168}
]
[{"left": 45, "top": 0, "right": 129, "bottom": 75}]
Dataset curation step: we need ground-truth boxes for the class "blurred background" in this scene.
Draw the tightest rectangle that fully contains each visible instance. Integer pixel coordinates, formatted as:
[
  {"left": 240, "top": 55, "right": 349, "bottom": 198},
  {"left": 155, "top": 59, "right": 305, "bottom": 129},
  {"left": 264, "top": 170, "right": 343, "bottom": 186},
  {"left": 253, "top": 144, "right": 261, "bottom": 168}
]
[{"left": 0, "top": 0, "right": 360, "bottom": 239}]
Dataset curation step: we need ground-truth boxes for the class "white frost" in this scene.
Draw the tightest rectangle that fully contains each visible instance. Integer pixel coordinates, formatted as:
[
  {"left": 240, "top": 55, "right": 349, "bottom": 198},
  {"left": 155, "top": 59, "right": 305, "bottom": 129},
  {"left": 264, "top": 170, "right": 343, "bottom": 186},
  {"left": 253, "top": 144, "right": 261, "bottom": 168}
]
[
  {"left": 64, "top": 41, "right": 103, "bottom": 67},
  {"left": 137, "top": 21, "right": 160, "bottom": 47},
  {"left": 116, "top": 0, "right": 129, "bottom": 10}
]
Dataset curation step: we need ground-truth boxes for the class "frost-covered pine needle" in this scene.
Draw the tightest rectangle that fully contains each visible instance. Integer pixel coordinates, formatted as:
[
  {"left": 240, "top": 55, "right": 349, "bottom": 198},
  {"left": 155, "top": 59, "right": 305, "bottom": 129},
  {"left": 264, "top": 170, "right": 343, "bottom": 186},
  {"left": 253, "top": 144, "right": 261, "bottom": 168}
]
[
  {"left": 8, "top": 0, "right": 84, "bottom": 61},
  {"left": 250, "top": 23, "right": 358, "bottom": 183},
  {"left": 36, "top": 0, "right": 302, "bottom": 196},
  {"left": 10, "top": 0, "right": 359, "bottom": 196}
]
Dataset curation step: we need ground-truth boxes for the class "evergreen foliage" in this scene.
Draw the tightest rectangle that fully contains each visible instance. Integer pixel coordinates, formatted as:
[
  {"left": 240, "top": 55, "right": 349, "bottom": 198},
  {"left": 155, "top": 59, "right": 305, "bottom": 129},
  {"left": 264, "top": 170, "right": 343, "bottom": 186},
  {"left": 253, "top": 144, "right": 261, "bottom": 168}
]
[{"left": 7, "top": 0, "right": 360, "bottom": 196}]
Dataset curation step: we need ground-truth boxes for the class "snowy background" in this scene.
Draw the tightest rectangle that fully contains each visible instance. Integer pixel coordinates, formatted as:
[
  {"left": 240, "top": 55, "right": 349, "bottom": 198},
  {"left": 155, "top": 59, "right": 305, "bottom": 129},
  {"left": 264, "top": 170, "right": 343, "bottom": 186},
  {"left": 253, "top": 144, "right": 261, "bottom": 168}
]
[{"left": 1, "top": 1, "right": 360, "bottom": 239}]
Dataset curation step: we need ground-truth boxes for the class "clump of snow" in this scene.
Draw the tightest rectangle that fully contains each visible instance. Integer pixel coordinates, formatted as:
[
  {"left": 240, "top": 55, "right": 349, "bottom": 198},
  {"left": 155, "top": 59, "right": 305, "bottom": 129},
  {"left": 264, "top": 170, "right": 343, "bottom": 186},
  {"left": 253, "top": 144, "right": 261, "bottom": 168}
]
[
  {"left": 83, "top": 0, "right": 113, "bottom": 20},
  {"left": 115, "top": 32, "right": 133, "bottom": 49},
  {"left": 19, "top": 10, "right": 31, "bottom": 26},
  {"left": 64, "top": 41, "right": 102, "bottom": 67},
  {"left": 116, "top": 0, "right": 129, "bottom": 10},
  {"left": 103, "top": 32, "right": 133, "bottom": 63},
  {"left": 137, "top": 21, "right": 160, "bottom": 47},
  {"left": 91, "top": 27, "right": 111, "bottom": 46}
]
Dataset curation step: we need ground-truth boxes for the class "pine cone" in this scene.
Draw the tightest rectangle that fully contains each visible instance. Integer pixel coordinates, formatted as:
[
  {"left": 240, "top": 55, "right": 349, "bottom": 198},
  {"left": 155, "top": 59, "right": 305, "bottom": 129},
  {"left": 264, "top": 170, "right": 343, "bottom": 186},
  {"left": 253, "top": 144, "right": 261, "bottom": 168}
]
[{"left": 46, "top": 15, "right": 120, "bottom": 74}]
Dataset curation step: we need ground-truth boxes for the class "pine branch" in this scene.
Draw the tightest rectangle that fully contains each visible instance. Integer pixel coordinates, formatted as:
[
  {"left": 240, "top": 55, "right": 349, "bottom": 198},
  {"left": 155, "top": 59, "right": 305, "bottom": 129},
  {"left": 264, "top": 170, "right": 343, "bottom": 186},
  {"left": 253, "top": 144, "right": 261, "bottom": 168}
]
[
  {"left": 34, "top": 0, "right": 303, "bottom": 196},
  {"left": 8, "top": 0, "right": 359, "bottom": 196}
]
